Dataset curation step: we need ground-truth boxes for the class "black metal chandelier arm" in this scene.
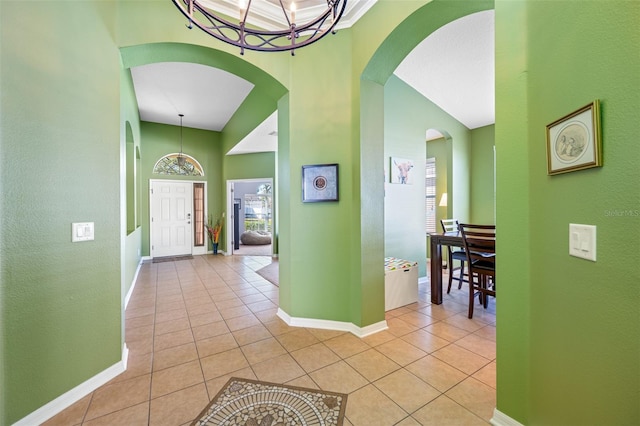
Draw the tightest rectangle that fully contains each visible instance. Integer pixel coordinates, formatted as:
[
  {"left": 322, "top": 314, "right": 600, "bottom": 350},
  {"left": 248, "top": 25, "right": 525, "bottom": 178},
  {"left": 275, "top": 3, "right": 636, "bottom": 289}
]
[
  {"left": 190, "top": 12, "right": 294, "bottom": 53},
  {"left": 171, "top": 0, "right": 347, "bottom": 55}
]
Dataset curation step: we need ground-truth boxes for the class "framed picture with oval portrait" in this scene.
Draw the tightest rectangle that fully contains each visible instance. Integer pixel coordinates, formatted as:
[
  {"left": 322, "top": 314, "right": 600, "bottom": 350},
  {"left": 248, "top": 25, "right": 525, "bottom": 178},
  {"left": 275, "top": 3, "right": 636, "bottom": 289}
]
[
  {"left": 302, "top": 163, "right": 339, "bottom": 202},
  {"left": 546, "top": 100, "right": 602, "bottom": 175}
]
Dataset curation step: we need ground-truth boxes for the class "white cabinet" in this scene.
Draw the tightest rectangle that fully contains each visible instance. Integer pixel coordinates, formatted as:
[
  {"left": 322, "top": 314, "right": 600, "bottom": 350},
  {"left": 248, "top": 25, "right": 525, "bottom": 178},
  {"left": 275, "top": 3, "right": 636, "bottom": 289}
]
[{"left": 384, "top": 257, "right": 419, "bottom": 311}]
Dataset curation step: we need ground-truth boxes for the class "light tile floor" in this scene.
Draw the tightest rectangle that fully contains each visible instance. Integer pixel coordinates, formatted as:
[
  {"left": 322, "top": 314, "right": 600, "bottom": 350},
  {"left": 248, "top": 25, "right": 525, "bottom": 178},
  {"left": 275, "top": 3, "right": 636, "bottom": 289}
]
[{"left": 44, "top": 256, "right": 496, "bottom": 426}]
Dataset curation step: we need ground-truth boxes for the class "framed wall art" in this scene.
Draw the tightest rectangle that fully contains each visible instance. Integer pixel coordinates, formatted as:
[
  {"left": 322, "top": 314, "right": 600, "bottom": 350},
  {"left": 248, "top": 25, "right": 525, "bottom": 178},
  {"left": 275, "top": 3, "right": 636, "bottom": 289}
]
[
  {"left": 390, "top": 157, "right": 415, "bottom": 184},
  {"left": 546, "top": 100, "right": 602, "bottom": 175},
  {"left": 302, "top": 163, "right": 339, "bottom": 202}
]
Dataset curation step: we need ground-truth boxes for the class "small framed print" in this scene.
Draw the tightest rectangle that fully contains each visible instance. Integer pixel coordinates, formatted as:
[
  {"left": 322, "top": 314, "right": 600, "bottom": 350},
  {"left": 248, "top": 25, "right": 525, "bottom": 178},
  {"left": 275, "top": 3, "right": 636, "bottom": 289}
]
[
  {"left": 390, "top": 157, "right": 415, "bottom": 184},
  {"left": 546, "top": 100, "right": 602, "bottom": 175},
  {"left": 302, "top": 164, "right": 339, "bottom": 202}
]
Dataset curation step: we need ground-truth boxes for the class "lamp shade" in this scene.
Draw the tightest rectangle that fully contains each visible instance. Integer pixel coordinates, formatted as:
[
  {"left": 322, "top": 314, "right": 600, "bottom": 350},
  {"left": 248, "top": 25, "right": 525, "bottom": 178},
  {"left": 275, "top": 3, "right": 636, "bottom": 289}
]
[{"left": 439, "top": 193, "right": 448, "bottom": 207}]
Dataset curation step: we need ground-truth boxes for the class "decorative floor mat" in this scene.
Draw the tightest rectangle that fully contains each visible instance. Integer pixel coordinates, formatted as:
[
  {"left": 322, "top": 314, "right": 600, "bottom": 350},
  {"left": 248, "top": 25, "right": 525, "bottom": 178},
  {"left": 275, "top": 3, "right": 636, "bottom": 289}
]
[
  {"left": 152, "top": 255, "right": 194, "bottom": 263},
  {"left": 192, "top": 377, "right": 347, "bottom": 425}
]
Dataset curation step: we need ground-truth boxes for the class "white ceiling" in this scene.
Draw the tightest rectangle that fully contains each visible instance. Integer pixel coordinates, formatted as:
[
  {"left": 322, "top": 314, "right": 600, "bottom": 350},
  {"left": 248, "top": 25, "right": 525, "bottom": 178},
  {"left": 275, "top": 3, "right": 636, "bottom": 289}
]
[
  {"left": 198, "top": 0, "right": 377, "bottom": 31},
  {"left": 130, "top": 3, "right": 494, "bottom": 154},
  {"left": 131, "top": 62, "right": 254, "bottom": 131},
  {"left": 394, "top": 10, "right": 495, "bottom": 131}
]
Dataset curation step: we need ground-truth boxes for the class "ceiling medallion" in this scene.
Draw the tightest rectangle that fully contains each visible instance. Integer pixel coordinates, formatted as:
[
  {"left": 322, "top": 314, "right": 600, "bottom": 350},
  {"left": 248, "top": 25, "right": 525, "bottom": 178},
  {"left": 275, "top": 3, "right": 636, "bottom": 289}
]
[{"left": 171, "top": 0, "right": 347, "bottom": 55}]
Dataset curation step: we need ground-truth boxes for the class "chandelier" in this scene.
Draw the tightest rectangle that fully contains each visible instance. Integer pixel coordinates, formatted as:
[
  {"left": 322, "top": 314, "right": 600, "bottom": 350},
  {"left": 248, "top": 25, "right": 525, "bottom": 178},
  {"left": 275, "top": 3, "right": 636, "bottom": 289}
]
[{"left": 170, "top": 0, "right": 347, "bottom": 55}]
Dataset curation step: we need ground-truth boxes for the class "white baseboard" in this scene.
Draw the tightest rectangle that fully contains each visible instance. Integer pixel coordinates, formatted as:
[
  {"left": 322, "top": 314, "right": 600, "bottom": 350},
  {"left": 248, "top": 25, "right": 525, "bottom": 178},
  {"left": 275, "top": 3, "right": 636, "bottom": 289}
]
[
  {"left": 13, "top": 344, "right": 129, "bottom": 426},
  {"left": 13, "top": 256, "right": 139, "bottom": 426},
  {"left": 277, "top": 308, "right": 388, "bottom": 338},
  {"left": 124, "top": 258, "right": 144, "bottom": 309},
  {"left": 490, "top": 408, "right": 525, "bottom": 426},
  {"left": 121, "top": 343, "right": 129, "bottom": 370}
]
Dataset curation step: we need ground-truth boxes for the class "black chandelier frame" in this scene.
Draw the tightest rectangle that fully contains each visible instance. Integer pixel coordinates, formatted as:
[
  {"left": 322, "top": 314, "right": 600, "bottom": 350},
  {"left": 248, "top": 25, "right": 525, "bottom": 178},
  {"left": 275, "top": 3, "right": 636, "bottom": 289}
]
[{"left": 171, "top": 0, "right": 347, "bottom": 55}]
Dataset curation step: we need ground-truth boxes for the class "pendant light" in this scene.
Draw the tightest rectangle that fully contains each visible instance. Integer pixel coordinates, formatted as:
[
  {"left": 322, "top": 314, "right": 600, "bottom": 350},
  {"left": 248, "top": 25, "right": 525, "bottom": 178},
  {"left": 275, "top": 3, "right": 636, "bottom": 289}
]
[{"left": 177, "top": 113, "right": 186, "bottom": 168}]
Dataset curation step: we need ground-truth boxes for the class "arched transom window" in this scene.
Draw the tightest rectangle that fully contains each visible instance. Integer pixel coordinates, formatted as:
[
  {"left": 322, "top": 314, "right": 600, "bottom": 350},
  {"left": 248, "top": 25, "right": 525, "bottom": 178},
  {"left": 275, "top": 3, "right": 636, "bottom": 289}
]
[{"left": 153, "top": 153, "right": 204, "bottom": 176}]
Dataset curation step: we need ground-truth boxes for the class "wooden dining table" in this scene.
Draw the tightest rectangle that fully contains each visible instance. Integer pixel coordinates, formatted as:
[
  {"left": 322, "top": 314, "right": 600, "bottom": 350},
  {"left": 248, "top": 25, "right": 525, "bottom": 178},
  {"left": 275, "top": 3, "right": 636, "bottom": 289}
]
[{"left": 428, "top": 231, "right": 465, "bottom": 304}]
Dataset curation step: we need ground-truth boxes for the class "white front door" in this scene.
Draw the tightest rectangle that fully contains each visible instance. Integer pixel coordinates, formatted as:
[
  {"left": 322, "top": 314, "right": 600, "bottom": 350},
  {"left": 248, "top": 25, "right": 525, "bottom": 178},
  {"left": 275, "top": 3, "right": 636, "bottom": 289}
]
[{"left": 151, "top": 180, "right": 193, "bottom": 258}]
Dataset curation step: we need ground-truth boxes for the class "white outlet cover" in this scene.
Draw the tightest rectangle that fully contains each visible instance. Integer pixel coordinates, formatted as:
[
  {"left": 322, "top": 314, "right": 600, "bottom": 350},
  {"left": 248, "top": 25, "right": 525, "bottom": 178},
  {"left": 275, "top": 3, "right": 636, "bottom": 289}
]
[{"left": 569, "top": 223, "right": 596, "bottom": 262}]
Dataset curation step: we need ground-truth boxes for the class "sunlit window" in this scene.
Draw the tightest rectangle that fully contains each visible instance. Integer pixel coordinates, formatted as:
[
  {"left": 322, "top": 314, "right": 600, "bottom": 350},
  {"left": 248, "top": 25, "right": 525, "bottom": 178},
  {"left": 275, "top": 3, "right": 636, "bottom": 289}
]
[
  {"left": 425, "top": 157, "right": 436, "bottom": 233},
  {"left": 152, "top": 153, "right": 204, "bottom": 176},
  {"left": 245, "top": 184, "right": 272, "bottom": 233}
]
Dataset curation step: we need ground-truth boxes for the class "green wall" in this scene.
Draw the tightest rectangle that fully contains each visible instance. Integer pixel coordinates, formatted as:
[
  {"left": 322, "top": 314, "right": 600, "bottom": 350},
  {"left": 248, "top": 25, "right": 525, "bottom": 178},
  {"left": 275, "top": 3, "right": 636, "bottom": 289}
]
[
  {"left": 383, "top": 75, "right": 495, "bottom": 274},
  {"left": 494, "top": 0, "right": 531, "bottom": 421},
  {"left": 384, "top": 75, "right": 473, "bottom": 276},
  {"left": 225, "top": 152, "right": 276, "bottom": 181},
  {"left": 384, "top": 75, "right": 428, "bottom": 276},
  {"left": 280, "top": 34, "right": 357, "bottom": 323},
  {"left": 139, "top": 122, "right": 222, "bottom": 256},
  {"left": 496, "top": 0, "right": 640, "bottom": 424},
  {"left": 4, "top": 1, "right": 638, "bottom": 425},
  {"left": 525, "top": 1, "right": 639, "bottom": 423},
  {"left": 121, "top": 67, "right": 144, "bottom": 307},
  {"left": 119, "top": 42, "right": 287, "bottom": 257},
  {"left": 470, "top": 125, "right": 495, "bottom": 224},
  {"left": 276, "top": 95, "right": 293, "bottom": 314},
  {"left": 3, "top": 0, "right": 490, "bottom": 423},
  {"left": 1, "top": 2, "right": 122, "bottom": 423}
]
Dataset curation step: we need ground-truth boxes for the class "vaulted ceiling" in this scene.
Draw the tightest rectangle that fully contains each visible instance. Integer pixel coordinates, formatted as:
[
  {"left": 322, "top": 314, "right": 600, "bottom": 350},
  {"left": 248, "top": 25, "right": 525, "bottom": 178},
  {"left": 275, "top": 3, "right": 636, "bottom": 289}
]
[{"left": 130, "top": 2, "right": 494, "bottom": 153}]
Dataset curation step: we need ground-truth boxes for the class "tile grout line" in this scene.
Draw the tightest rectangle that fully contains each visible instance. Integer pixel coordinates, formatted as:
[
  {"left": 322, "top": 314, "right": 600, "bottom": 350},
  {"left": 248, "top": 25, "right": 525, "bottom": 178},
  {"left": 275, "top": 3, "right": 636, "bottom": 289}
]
[
  {"left": 146, "top": 261, "right": 161, "bottom": 425},
  {"left": 65, "top": 256, "right": 495, "bottom": 425}
]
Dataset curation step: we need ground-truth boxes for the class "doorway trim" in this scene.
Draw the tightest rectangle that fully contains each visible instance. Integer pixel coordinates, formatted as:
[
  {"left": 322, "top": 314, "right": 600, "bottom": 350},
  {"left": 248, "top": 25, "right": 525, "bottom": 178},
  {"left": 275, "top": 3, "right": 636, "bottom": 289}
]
[{"left": 226, "top": 178, "right": 274, "bottom": 256}]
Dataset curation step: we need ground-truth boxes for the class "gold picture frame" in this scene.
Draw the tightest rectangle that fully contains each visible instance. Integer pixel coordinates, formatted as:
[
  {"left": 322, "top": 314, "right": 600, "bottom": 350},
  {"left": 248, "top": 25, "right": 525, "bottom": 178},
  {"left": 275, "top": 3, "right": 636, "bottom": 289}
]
[{"left": 546, "top": 100, "right": 602, "bottom": 175}]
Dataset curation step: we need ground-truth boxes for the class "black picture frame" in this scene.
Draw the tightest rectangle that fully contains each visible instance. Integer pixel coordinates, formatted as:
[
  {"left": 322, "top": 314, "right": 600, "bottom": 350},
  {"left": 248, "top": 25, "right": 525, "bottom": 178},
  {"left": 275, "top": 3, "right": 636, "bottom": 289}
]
[{"left": 302, "top": 164, "right": 339, "bottom": 202}]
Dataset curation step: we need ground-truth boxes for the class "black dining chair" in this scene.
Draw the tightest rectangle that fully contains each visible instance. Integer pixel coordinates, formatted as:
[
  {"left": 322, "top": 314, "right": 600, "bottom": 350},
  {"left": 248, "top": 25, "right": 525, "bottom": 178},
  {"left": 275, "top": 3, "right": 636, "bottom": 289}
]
[
  {"left": 440, "top": 219, "right": 468, "bottom": 294},
  {"left": 458, "top": 223, "right": 496, "bottom": 319}
]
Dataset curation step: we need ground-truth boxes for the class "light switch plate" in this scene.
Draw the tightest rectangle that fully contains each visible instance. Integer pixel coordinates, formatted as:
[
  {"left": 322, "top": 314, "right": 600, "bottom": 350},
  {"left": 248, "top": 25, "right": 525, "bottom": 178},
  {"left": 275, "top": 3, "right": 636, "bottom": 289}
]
[
  {"left": 72, "top": 222, "right": 94, "bottom": 242},
  {"left": 569, "top": 223, "right": 596, "bottom": 261}
]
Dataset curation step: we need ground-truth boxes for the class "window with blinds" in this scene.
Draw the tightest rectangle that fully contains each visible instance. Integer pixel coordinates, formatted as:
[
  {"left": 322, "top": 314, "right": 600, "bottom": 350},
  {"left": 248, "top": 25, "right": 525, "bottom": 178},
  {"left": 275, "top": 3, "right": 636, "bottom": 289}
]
[{"left": 425, "top": 158, "right": 436, "bottom": 233}]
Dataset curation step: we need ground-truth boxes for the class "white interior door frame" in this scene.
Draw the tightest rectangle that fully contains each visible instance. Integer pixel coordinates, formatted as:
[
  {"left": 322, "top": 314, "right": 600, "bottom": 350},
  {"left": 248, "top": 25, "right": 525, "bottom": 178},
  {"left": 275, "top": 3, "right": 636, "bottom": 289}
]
[
  {"left": 226, "top": 178, "right": 273, "bottom": 255},
  {"left": 226, "top": 180, "right": 234, "bottom": 256}
]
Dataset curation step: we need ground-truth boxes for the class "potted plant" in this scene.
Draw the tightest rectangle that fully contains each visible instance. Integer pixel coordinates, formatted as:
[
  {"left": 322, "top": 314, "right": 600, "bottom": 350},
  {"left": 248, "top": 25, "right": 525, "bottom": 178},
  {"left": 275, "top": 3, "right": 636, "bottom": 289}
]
[{"left": 205, "top": 214, "right": 223, "bottom": 254}]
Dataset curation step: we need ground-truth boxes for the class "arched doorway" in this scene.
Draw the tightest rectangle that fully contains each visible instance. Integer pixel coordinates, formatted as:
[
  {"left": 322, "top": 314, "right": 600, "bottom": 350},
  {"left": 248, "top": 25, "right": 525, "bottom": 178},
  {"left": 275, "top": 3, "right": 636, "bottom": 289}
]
[
  {"left": 120, "top": 42, "right": 287, "bottom": 259},
  {"left": 359, "top": 0, "right": 494, "bottom": 313}
]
